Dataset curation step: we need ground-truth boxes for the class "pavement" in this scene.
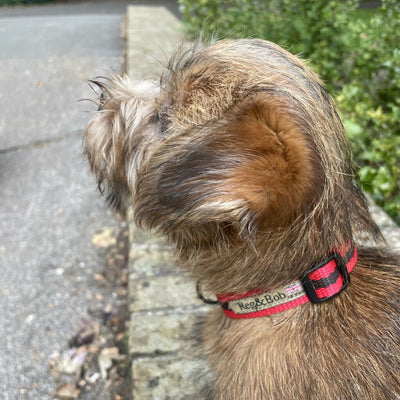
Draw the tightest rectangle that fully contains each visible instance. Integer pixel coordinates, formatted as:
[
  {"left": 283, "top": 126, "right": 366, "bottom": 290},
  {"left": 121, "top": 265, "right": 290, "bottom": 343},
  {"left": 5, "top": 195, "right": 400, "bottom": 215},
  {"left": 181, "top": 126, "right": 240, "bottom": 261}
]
[
  {"left": 0, "top": 1, "right": 132, "bottom": 399},
  {"left": 0, "top": 2, "right": 399, "bottom": 400}
]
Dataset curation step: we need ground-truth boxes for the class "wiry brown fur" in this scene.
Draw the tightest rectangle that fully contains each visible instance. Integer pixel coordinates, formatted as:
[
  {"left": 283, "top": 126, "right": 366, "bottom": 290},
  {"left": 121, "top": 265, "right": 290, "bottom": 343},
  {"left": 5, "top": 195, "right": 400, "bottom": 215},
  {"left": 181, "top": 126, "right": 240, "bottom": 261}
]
[{"left": 84, "top": 39, "right": 400, "bottom": 399}]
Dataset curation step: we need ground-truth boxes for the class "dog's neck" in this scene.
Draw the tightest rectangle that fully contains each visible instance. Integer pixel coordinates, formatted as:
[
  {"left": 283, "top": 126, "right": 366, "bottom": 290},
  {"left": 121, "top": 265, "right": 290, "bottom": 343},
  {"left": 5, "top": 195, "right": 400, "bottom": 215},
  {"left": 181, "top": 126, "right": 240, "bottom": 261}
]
[{"left": 197, "top": 244, "right": 357, "bottom": 319}]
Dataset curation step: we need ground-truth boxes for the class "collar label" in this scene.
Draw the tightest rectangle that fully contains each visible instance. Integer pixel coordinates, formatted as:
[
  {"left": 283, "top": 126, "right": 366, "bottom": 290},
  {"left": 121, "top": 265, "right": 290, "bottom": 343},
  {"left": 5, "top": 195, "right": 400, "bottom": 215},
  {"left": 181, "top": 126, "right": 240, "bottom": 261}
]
[{"left": 228, "top": 280, "right": 306, "bottom": 314}]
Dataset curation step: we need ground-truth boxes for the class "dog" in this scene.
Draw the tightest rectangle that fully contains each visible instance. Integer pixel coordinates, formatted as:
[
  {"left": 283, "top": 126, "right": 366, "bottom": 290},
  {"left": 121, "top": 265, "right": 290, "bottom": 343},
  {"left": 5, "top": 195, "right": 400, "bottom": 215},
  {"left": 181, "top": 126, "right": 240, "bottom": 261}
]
[{"left": 84, "top": 39, "right": 400, "bottom": 399}]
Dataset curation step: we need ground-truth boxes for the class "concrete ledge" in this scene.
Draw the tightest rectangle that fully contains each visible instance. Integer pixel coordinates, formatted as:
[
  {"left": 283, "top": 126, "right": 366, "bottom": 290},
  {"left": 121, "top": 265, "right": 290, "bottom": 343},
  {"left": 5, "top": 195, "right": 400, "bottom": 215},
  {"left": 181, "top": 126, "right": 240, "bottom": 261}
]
[
  {"left": 132, "top": 356, "right": 209, "bottom": 400},
  {"left": 126, "top": 5, "right": 183, "bottom": 79},
  {"left": 367, "top": 198, "right": 400, "bottom": 246},
  {"left": 128, "top": 223, "right": 211, "bottom": 399}
]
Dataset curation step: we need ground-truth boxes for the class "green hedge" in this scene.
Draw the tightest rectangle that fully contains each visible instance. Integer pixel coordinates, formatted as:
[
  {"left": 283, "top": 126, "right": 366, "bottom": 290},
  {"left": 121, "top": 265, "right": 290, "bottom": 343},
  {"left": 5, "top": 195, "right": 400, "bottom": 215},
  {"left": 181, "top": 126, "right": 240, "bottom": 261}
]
[{"left": 179, "top": 0, "right": 400, "bottom": 224}]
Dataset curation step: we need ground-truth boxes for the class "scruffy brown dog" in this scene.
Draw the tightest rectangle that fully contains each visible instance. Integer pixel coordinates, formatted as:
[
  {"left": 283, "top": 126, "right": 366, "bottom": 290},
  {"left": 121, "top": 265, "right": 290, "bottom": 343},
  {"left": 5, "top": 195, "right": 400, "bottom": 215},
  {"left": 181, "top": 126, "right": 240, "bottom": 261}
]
[{"left": 84, "top": 39, "right": 400, "bottom": 399}]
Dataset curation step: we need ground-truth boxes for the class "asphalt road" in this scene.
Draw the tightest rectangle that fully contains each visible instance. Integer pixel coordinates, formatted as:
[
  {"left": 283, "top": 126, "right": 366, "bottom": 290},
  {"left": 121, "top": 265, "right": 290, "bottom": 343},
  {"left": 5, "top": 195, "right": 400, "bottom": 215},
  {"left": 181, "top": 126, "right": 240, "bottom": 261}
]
[{"left": 0, "top": 1, "right": 131, "bottom": 398}]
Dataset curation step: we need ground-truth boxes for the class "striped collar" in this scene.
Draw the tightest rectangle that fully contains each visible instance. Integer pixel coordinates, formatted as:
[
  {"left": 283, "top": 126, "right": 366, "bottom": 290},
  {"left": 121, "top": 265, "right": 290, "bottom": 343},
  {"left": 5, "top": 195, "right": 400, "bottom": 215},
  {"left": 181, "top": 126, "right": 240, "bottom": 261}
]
[{"left": 198, "top": 244, "right": 357, "bottom": 319}]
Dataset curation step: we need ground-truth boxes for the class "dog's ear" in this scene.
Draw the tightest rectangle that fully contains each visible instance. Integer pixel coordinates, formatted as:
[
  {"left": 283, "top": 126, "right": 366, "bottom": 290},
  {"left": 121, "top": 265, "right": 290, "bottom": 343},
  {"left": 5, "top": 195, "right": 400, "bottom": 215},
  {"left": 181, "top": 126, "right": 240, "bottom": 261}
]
[{"left": 134, "top": 94, "right": 321, "bottom": 235}]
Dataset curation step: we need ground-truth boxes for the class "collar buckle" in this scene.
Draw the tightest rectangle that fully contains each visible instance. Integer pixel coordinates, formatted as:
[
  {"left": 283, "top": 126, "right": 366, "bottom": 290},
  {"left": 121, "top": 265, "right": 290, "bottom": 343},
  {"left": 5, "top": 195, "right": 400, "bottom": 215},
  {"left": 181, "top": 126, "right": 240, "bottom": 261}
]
[{"left": 301, "top": 251, "right": 351, "bottom": 304}]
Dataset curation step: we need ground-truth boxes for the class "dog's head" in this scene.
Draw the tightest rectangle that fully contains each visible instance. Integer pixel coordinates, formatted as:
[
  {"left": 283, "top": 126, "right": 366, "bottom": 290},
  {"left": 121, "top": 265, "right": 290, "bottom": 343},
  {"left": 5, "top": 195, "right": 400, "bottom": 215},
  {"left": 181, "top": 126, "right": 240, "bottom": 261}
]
[{"left": 84, "top": 39, "right": 379, "bottom": 251}]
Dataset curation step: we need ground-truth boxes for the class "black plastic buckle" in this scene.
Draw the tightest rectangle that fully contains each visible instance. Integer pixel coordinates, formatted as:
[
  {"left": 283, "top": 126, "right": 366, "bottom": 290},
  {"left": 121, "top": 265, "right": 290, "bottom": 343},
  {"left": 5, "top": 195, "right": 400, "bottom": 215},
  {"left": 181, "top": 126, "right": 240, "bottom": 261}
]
[{"left": 301, "top": 252, "right": 350, "bottom": 304}]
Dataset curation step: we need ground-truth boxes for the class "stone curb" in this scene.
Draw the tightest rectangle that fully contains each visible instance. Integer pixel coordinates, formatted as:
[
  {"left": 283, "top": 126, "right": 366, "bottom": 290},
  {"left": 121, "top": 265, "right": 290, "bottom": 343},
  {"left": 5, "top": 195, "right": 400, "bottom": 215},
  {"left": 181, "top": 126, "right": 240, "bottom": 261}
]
[
  {"left": 125, "top": 6, "right": 400, "bottom": 399},
  {"left": 126, "top": 5, "right": 183, "bottom": 80},
  {"left": 128, "top": 225, "right": 211, "bottom": 399}
]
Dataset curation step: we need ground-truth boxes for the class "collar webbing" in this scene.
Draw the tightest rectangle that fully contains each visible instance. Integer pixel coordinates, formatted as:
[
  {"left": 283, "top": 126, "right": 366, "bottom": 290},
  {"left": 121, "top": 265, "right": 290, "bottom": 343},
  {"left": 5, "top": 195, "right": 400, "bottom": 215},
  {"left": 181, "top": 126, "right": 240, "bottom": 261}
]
[{"left": 213, "top": 244, "right": 357, "bottom": 319}]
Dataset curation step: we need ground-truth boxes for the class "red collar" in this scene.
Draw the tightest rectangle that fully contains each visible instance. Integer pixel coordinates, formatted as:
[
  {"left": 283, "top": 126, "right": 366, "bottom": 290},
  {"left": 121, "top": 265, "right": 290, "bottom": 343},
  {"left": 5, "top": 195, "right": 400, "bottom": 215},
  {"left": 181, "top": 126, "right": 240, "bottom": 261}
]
[{"left": 198, "top": 244, "right": 357, "bottom": 319}]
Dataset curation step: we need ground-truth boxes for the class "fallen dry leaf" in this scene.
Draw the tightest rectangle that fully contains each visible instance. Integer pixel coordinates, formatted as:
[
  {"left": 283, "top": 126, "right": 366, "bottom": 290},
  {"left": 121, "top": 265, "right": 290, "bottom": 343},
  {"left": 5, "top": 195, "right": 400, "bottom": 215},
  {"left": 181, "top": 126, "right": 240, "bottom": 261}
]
[
  {"left": 57, "top": 347, "right": 88, "bottom": 375},
  {"left": 69, "top": 319, "right": 100, "bottom": 347},
  {"left": 98, "top": 347, "right": 124, "bottom": 379},
  {"left": 94, "top": 273, "right": 106, "bottom": 281},
  {"left": 92, "top": 227, "right": 117, "bottom": 248},
  {"left": 54, "top": 383, "right": 80, "bottom": 400}
]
